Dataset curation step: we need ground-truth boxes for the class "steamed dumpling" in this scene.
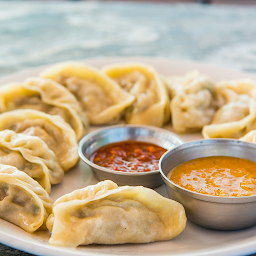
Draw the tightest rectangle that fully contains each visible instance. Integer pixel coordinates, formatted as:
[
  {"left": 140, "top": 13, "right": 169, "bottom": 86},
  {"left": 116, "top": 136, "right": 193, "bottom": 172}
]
[
  {"left": 211, "top": 101, "right": 249, "bottom": 124},
  {"left": 0, "top": 109, "right": 78, "bottom": 172},
  {"left": 166, "top": 70, "right": 215, "bottom": 97},
  {"left": 215, "top": 79, "right": 256, "bottom": 106},
  {"left": 0, "top": 164, "right": 52, "bottom": 233},
  {"left": 171, "top": 91, "right": 216, "bottom": 132},
  {"left": 0, "top": 130, "right": 64, "bottom": 194},
  {"left": 166, "top": 71, "right": 216, "bottom": 132},
  {"left": 240, "top": 130, "right": 256, "bottom": 143},
  {"left": 0, "top": 77, "right": 88, "bottom": 140},
  {"left": 47, "top": 180, "right": 186, "bottom": 247},
  {"left": 211, "top": 79, "right": 256, "bottom": 124},
  {"left": 203, "top": 114, "right": 256, "bottom": 139},
  {"left": 202, "top": 96, "right": 256, "bottom": 139},
  {"left": 102, "top": 63, "right": 170, "bottom": 127},
  {"left": 40, "top": 62, "right": 135, "bottom": 125}
]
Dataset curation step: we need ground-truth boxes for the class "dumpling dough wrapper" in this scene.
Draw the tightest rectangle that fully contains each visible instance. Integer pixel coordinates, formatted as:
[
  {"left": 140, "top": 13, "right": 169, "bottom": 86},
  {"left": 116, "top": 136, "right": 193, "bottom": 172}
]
[
  {"left": 166, "top": 70, "right": 216, "bottom": 132},
  {"left": 40, "top": 62, "right": 135, "bottom": 125},
  {"left": 202, "top": 91, "right": 256, "bottom": 139},
  {"left": 0, "top": 77, "right": 88, "bottom": 140},
  {"left": 103, "top": 63, "right": 170, "bottom": 127},
  {"left": 0, "top": 164, "right": 52, "bottom": 233},
  {"left": 0, "top": 130, "right": 64, "bottom": 194},
  {"left": 211, "top": 79, "right": 256, "bottom": 124},
  {"left": 0, "top": 109, "right": 78, "bottom": 172},
  {"left": 47, "top": 180, "right": 186, "bottom": 247}
]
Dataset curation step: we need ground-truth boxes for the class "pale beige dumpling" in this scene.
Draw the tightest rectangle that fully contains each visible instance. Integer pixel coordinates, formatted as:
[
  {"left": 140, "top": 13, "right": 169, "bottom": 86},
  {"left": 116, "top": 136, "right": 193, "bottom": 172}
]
[
  {"left": 0, "top": 130, "right": 64, "bottom": 194},
  {"left": 202, "top": 96, "right": 256, "bottom": 139},
  {"left": 103, "top": 63, "right": 170, "bottom": 127},
  {"left": 215, "top": 79, "right": 256, "bottom": 105},
  {"left": 0, "top": 109, "right": 78, "bottom": 172},
  {"left": 203, "top": 114, "right": 256, "bottom": 139},
  {"left": 40, "top": 62, "right": 135, "bottom": 125},
  {"left": 0, "top": 164, "right": 52, "bottom": 233},
  {"left": 240, "top": 130, "right": 256, "bottom": 143},
  {"left": 166, "top": 71, "right": 216, "bottom": 132},
  {"left": 0, "top": 77, "right": 88, "bottom": 140},
  {"left": 211, "top": 101, "right": 249, "bottom": 124},
  {"left": 171, "top": 91, "right": 216, "bottom": 132},
  {"left": 211, "top": 79, "right": 256, "bottom": 124},
  {"left": 47, "top": 180, "right": 186, "bottom": 247}
]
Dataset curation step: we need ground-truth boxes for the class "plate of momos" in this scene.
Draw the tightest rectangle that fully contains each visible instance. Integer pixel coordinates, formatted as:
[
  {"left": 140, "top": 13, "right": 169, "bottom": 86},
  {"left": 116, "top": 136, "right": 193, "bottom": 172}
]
[{"left": 1, "top": 58, "right": 256, "bottom": 256}]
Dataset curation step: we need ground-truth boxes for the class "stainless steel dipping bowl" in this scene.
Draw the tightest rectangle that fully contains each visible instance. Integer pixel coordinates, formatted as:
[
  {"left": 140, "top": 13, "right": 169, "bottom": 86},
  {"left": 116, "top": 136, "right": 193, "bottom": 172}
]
[
  {"left": 78, "top": 125, "right": 184, "bottom": 188},
  {"left": 159, "top": 139, "right": 256, "bottom": 230}
]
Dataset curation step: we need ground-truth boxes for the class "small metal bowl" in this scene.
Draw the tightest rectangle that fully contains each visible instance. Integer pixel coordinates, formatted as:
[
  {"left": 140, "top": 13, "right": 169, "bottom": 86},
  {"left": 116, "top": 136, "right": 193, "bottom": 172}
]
[
  {"left": 159, "top": 139, "right": 256, "bottom": 230},
  {"left": 78, "top": 125, "right": 184, "bottom": 188}
]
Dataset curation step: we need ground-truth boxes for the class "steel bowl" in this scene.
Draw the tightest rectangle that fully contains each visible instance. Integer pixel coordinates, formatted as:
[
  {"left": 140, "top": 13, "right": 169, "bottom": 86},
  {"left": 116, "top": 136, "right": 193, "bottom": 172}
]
[
  {"left": 159, "top": 139, "right": 256, "bottom": 230},
  {"left": 78, "top": 125, "right": 184, "bottom": 188}
]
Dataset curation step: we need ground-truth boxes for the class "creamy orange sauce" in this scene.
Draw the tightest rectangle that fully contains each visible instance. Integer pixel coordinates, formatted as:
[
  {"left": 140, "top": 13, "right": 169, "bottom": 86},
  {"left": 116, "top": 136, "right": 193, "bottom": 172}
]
[{"left": 168, "top": 156, "right": 256, "bottom": 197}]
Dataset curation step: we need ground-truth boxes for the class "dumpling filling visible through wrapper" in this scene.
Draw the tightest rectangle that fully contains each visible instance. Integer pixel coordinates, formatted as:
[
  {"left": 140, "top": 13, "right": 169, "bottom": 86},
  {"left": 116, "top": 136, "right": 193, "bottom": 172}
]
[
  {"left": 47, "top": 180, "right": 186, "bottom": 247},
  {"left": 0, "top": 130, "right": 64, "bottom": 194},
  {"left": 211, "top": 79, "right": 256, "bottom": 125},
  {"left": 166, "top": 70, "right": 217, "bottom": 133},
  {"left": 0, "top": 164, "right": 52, "bottom": 233},
  {"left": 40, "top": 62, "right": 135, "bottom": 125},
  {"left": 0, "top": 77, "right": 88, "bottom": 140},
  {"left": 0, "top": 109, "right": 78, "bottom": 172},
  {"left": 102, "top": 63, "right": 170, "bottom": 127}
]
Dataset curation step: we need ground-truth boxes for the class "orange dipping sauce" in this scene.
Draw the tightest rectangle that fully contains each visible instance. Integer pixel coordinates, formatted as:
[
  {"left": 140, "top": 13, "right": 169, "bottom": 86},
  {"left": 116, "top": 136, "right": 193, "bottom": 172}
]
[
  {"left": 90, "top": 140, "right": 167, "bottom": 173},
  {"left": 168, "top": 156, "right": 256, "bottom": 197}
]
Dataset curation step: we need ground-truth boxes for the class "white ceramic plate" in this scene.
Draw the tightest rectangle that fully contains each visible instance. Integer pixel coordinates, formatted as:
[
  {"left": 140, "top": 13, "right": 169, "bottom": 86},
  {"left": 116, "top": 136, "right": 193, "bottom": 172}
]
[{"left": 1, "top": 57, "right": 256, "bottom": 256}]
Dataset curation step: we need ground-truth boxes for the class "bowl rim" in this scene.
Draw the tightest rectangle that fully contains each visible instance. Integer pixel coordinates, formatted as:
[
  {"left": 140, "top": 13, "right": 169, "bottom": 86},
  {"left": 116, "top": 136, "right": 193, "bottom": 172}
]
[
  {"left": 78, "top": 124, "right": 184, "bottom": 177},
  {"left": 159, "top": 138, "right": 256, "bottom": 203}
]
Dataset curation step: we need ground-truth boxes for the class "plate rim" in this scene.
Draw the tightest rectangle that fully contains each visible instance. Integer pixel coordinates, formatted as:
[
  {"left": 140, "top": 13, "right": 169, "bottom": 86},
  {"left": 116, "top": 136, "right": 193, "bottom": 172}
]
[{"left": 1, "top": 56, "right": 256, "bottom": 82}]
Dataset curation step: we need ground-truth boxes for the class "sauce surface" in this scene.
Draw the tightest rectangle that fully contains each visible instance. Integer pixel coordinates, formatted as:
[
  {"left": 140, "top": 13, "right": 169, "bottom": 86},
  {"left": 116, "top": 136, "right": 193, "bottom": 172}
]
[
  {"left": 90, "top": 140, "right": 167, "bottom": 173},
  {"left": 169, "top": 156, "right": 256, "bottom": 197}
]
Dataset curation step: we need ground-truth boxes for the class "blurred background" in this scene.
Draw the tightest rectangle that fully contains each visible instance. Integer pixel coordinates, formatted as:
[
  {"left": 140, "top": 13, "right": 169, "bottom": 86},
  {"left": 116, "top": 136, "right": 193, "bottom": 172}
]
[{"left": 1, "top": 0, "right": 256, "bottom": 77}]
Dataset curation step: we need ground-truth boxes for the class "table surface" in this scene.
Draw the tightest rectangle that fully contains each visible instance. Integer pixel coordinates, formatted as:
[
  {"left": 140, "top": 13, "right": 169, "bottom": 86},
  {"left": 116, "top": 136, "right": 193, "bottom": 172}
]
[{"left": 1, "top": 1, "right": 256, "bottom": 255}]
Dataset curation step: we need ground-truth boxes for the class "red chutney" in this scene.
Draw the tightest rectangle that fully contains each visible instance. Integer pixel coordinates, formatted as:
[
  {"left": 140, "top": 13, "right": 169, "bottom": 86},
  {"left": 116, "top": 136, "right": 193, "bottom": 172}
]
[{"left": 90, "top": 140, "right": 167, "bottom": 173}]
